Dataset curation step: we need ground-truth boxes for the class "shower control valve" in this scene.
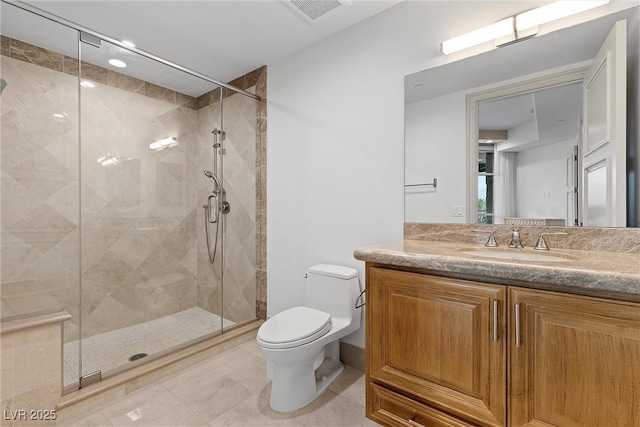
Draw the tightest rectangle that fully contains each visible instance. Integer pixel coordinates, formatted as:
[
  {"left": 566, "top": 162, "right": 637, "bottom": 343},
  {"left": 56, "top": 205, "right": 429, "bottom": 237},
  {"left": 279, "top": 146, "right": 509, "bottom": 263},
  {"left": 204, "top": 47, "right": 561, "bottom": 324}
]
[{"left": 219, "top": 200, "right": 230, "bottom": 214}]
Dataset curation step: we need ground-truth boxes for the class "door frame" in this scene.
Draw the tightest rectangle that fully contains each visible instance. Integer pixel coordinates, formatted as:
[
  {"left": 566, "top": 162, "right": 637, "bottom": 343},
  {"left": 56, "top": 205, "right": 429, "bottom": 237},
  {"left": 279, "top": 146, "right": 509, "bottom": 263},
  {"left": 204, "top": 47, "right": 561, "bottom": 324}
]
[{"left": 466, "top": 67, "right": 588, "bottom": 224}]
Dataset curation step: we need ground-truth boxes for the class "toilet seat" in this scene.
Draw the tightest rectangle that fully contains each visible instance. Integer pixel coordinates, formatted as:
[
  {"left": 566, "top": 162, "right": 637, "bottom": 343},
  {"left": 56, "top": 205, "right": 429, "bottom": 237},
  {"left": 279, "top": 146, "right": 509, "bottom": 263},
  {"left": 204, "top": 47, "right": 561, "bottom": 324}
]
[{"left": 258, "top": 306, "right": 332, "bottom": 349}]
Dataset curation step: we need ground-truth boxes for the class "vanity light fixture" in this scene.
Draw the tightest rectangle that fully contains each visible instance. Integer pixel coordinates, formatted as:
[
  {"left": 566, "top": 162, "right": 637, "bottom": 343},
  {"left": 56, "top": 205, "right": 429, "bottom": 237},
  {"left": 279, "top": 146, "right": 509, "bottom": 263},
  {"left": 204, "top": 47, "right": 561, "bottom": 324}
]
[
  {"left": 108, "top": 58, "right": 127, "bottom": 68},
  {"left": 441, "top": 0, "right": 610, "bottom": 55},
  {"left": 441, "top": 17, "right": 514, "bottom": 55},
  {"left": 516, "top": 1, "right": 609, "bottom": 32},
  {"left": 149, "top": 136, "right": 178, "bottom": 151}
]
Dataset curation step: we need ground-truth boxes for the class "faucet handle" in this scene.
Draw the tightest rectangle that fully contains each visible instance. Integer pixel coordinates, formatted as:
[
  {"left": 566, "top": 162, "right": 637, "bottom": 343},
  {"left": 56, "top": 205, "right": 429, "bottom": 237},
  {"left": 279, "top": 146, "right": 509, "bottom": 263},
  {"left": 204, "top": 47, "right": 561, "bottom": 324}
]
[
  {"left": 473, "top": 230, "right": 498, "bottom": 247},
  {"left": 534, "top": 232, "right": 568, "bottom": 251}
]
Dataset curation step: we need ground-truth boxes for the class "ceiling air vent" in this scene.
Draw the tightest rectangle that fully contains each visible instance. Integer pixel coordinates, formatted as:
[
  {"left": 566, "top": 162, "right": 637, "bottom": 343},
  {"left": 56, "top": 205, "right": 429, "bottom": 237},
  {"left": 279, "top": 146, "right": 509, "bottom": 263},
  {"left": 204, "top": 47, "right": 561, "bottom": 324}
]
[{"left": 286, "top": 0, "right": 350, "bottom": 23}]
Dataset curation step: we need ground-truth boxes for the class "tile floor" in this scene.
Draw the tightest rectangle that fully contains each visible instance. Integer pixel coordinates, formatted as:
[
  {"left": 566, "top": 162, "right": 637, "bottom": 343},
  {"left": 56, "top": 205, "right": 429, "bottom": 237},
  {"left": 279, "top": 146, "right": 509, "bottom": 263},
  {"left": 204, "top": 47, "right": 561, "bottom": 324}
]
[{"left": 59, "top": 338, "right": 378, "bottom": 426}]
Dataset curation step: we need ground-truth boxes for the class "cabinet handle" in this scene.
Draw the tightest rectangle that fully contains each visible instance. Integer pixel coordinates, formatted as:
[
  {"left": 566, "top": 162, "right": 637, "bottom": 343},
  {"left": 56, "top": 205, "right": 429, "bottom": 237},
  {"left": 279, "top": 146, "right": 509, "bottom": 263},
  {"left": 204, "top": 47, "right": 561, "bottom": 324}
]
[
  {"left": 493, "top": 300, "right": 499, "bottom": 342},
  {"left": 408, "top": 418, "right": 426, "bottom": 427},
  {"left": 514, "top": 303, "right": 521, "bottom": 347}
]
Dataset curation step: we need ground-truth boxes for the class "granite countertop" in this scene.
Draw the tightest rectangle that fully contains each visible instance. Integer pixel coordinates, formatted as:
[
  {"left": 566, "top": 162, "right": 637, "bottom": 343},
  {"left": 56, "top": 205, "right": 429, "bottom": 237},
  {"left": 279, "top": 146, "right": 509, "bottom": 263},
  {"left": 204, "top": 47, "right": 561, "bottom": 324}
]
[{"left": 354, "top": 240, "right": 640, "bottom": 302}]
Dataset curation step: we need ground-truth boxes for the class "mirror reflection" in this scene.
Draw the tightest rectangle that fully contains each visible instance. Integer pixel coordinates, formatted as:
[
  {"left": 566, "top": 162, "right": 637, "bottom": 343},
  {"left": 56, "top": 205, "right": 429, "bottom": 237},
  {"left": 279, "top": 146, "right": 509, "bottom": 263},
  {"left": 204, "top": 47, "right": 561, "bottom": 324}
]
[
  {"left": 476, "top": 82, "right": 582, "bottom": 226},
  {"left": 404, "top": 6, "right": 639, "bottom": 228}
]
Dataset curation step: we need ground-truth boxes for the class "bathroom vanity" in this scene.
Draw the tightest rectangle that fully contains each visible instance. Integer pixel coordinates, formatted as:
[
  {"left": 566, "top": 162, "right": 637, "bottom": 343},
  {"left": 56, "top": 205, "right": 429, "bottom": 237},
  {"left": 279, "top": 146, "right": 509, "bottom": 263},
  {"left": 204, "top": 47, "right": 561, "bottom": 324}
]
[{"left": 354, "top": 231, "right": 640, "bottom": 427}]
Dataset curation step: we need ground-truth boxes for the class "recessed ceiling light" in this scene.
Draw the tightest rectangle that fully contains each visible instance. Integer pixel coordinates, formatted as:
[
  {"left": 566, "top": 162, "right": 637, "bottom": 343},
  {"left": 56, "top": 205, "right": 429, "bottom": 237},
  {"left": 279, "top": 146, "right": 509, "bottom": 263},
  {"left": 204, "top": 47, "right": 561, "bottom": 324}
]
[
  {"left": 121, "top": 40, "right": 136, "bottom": 48},
  {"left": 108, "top": 59, "right": 127, "bottom": 68},
  {"left": 80, "top": 80, "right": 95, "bottom": 88}
]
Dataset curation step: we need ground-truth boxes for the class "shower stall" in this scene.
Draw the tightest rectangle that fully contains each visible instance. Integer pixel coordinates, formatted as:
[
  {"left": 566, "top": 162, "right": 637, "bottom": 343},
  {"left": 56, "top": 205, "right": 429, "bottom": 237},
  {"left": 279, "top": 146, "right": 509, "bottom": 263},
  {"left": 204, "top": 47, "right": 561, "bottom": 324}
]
[{"left": 0, "top": 1, "right": 265, "bottom": 391}]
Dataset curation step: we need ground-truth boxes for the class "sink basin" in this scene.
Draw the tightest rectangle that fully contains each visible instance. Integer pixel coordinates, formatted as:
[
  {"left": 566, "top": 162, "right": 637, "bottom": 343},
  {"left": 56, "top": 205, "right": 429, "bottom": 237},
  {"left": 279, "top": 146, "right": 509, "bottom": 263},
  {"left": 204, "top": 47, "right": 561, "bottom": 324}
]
[{"left": 459, "top": 248, "right": 575, "bottom": 263}]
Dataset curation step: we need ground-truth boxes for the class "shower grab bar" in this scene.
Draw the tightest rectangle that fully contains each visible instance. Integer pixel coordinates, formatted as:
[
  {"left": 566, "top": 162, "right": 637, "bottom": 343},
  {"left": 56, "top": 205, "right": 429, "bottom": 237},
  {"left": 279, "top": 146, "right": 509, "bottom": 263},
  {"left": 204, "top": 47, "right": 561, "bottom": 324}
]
[{"left": 405, "top": 178, "right": 437, "bottom": 188}]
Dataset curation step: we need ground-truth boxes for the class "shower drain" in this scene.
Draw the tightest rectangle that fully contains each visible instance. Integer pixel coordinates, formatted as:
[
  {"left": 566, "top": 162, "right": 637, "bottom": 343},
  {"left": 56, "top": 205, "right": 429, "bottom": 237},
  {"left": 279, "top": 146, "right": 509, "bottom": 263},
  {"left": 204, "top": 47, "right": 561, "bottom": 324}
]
[{"left": 128, "top": 353, "right": 148, "bottom": 362}]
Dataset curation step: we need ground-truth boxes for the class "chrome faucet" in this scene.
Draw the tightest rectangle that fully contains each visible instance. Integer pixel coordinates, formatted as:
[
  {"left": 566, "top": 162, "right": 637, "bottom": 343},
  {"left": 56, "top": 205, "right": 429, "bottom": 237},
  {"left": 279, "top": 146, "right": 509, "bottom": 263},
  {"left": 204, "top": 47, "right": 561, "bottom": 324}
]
[
  {"left": 509, "top": 229, "right": 524, "bottom": 249},
  {"left": 534, "top": 232, "right": 568, "bottom": 250}
]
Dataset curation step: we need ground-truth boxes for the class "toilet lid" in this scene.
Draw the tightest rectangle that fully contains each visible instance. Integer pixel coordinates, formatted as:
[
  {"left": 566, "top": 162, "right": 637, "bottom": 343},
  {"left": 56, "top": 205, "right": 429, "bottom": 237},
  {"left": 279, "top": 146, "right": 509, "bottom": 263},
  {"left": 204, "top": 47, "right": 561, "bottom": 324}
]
[{"left": 258, "top": 306, "right": 332, "bottom": 348}]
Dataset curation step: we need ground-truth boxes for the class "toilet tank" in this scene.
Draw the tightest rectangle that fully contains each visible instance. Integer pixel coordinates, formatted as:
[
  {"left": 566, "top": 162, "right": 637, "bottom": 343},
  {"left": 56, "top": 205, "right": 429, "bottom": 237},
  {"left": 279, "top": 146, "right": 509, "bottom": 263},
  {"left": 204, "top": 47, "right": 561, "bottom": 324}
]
[{"left": 303, "top": 264, "right": 360, "bottom": 320}]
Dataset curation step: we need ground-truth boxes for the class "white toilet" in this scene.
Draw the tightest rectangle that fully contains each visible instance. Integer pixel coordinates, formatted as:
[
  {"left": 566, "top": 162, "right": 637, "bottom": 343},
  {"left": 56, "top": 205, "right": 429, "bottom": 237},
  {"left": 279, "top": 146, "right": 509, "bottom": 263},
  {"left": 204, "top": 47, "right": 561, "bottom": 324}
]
[{"left": 256, "top": 264, "right": 362, "bottom": 412}]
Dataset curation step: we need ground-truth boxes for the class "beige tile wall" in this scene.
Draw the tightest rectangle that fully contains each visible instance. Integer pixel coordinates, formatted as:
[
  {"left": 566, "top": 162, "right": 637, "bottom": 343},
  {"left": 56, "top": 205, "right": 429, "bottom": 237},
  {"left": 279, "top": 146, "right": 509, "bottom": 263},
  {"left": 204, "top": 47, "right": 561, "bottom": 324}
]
[
  {"left": 194, "top": 87, "right": 260, "bottom": 324},
  {"left": 193, "top": 66, "right": 267, "bottom": 322},
  {"left": 77, "top": 77, "right": 199, "bottom": 341},
  {"left": 194, "top": 99, "right": 223, "bottom": 318},
  {"left": 1, "top": 54, "right": 81, "bottom": 335},
  {"left": 1, "top": 37, "right": 267, "bottom": 337}
]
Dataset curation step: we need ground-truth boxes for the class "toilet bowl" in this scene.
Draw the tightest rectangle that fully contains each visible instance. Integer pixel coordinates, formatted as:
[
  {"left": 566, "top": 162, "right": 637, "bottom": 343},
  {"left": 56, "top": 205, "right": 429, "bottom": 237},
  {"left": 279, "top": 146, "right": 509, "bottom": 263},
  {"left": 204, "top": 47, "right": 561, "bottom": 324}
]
[{"left": 256, "top": 264, "right": 362, "bottom": 413}]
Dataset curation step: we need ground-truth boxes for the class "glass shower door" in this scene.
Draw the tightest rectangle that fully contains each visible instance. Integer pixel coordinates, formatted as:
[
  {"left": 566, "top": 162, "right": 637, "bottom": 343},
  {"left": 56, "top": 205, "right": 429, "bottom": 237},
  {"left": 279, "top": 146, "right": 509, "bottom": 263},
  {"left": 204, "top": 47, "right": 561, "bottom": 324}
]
[
  {"left": 219, "top": 88, "right": 260, "bottom": 329},
  {"left": 76, "top": 36, "right": 224, "bottom": 386},
  {"left": 2, "top": 1, "right": 262, "bottom": 392},
  {"left": 0, "top": 1, "right": 82, "bottom": 392}
]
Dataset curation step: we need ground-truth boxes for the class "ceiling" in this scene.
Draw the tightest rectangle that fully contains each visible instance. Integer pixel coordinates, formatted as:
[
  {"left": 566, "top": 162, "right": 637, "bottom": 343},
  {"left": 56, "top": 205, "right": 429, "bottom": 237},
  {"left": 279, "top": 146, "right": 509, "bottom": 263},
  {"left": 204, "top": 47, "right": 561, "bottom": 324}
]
[
  {"left": 479, "top": 82, "right": 583, "bottom": 152},
  {"left": 2, "top": 0, "right": 400, "bottom": 96}
]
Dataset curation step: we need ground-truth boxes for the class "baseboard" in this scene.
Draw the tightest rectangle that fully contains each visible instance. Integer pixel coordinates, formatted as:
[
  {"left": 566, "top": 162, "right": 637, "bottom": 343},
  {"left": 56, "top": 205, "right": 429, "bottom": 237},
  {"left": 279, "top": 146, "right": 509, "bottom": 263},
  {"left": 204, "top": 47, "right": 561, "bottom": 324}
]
[{"left": 340, "top": 341, "right": 365, "bottom": 371}]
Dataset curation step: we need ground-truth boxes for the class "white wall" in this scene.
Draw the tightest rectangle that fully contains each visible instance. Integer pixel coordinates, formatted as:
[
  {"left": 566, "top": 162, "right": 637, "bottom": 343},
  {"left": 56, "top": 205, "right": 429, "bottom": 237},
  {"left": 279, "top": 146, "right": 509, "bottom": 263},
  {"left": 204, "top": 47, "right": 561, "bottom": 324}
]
[
  {"left": 267, "top": 1, "right": 639, "bottom": 349},
  {"left": 405, "top": 92, "right": 467, "bottom": 223},
  {"left": 515, "top": 139, "right": 576, "bottom": 221},
  {"left": 266, "top": 9, "right": 408, "bottom": 347},
  {"left": 267, "top": 1, "right": 538, "bottom": 348}
]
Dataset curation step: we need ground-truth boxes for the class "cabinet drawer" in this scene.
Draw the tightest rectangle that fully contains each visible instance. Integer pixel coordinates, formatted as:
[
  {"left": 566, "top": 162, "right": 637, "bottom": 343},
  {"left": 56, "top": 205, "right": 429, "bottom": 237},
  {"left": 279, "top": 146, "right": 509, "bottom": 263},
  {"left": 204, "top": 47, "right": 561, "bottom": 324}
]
[{"left": 368, "top": 383, "right": 476, "bottom": 427}]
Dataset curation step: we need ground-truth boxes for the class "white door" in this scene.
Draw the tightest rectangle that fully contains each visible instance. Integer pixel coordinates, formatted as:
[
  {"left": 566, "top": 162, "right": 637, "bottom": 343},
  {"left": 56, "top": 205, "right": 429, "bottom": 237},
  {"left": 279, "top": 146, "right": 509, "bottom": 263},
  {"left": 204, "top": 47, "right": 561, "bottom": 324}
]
[
  {"left": 581, "top": 20, "right": 627, "bottom": 227},
  {"left": 566, "top": 145, "right": 578, "bottom": 227}
]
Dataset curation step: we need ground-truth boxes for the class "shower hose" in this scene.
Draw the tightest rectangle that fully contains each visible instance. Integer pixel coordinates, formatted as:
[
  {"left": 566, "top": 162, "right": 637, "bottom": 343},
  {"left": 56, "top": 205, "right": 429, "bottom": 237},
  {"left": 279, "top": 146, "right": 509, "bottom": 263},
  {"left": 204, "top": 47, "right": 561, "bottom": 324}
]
[{"left": 204, "top": 202, "right": 219, "bottom": 264}]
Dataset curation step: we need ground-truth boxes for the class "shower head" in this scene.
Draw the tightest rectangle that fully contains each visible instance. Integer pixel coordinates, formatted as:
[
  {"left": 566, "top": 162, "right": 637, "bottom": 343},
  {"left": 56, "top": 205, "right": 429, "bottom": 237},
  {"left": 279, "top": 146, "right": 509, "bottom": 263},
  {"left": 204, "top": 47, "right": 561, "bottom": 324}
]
[
  {"left": 0, "top": 79, "right": 7, "bottom": 94},
  {"left": 203, "top": 169, "right": 222, "bottom": 192}
]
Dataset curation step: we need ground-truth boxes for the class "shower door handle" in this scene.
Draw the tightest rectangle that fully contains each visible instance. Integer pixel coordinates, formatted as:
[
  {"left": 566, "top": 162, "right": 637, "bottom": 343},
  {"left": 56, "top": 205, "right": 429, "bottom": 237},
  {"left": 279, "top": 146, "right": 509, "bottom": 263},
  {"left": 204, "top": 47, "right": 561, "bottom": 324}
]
[{"left": 206, "top": 194, "right": 219, "bottom": 223}]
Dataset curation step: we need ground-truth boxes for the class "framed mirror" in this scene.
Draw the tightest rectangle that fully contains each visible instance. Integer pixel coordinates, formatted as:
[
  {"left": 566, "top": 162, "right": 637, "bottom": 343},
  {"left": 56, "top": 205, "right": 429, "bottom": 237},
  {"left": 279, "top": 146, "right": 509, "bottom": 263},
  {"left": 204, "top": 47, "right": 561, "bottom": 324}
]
[{"left": 405, "top": 6, "right": 639, "bottom": 228}]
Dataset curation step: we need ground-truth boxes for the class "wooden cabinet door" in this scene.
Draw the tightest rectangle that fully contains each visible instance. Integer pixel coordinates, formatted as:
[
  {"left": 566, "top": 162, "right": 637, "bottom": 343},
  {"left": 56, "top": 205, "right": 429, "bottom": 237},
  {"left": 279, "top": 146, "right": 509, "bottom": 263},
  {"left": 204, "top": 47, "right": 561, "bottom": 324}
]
[
  {"left": 367, "top": 267, "right": 506, "bottom": 427},
  {"left": 509, "top": 287, "right": 640, "bottom": 427}
]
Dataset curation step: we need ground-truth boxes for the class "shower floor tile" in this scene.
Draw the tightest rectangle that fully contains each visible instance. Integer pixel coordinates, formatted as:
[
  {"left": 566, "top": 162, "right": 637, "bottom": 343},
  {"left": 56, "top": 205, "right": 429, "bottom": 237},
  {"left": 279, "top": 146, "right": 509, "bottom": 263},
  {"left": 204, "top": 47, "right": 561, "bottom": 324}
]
[{"left": 64, "top": 307, "right": 234, "bottom": 387}]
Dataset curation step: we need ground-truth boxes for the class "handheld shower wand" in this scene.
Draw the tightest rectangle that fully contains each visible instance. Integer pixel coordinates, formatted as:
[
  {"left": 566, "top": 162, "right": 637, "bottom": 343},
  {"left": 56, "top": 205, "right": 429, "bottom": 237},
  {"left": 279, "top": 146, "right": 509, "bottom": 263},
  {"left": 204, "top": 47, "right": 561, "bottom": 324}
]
[{"left": 203, "top": 169, "right": 222, "bottom": 194}]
